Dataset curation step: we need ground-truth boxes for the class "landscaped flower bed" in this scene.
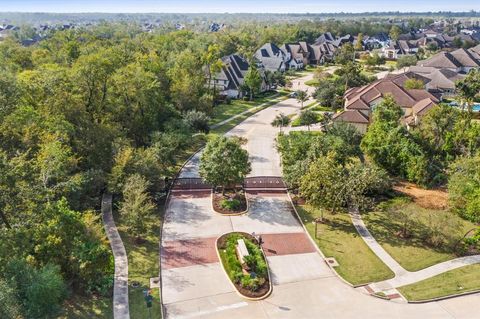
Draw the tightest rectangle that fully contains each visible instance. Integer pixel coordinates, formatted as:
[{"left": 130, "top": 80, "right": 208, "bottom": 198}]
[
  {"left": 216, "top": 232, "right": 271, "bottom": 299},
  {"left": 212, "top": 190, "right": 248, "bottom": 215}
]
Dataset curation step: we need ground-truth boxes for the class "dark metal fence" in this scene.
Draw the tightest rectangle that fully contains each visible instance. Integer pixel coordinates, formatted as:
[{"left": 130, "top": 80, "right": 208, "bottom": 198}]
[
  {"left": 172, "top": 178, "right": 211, "bottom": 190},
  {"left": 172, "top": 176, "right": 287, "bottom": 191},
  {"left": 244, "top": 176, "right": 287, "bottom": 189}
]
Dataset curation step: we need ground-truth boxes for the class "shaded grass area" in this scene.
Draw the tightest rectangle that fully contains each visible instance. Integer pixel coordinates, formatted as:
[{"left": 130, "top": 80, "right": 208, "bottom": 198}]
[
  {"left": 296, "top": 205, "right": 394, "bottom": 285},
  {"left": 398, "top": 264, "right": 480, "bottom": 301},
  {"left": 58, "top": 295, "right": 113, "bottom": 319},
  {"left": 116, "top": 204, "right": 163, "bottom": 319},
  {"left": 210, "top": 91, "right": 280, "bottom": 126},
  {"left": 363, "top": 198, "right": 477, "bottom": 272}
]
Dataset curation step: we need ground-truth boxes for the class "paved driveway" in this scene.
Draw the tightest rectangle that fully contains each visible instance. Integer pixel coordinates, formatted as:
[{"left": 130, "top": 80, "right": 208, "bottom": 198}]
[{"left": 161, "top": 74, "right": 480, "bottom": 318}]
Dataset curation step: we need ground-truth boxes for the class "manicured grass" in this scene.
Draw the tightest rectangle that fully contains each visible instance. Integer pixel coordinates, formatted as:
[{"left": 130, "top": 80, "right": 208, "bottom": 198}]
[
  {"left": 398, "top": 264, "right": 480, "bottom": 301},
  {"left": 290, "top": 113, "right": 323, "bottom": 127},
  {"left": 116, "top": 204, "right": 163, "bottom": 319},
  {"left": 304, "top": 78, "right": 320, "bottom": 87},
  {"left": 296, "top": 205, "right": 394, "bottom": 285},
  {"left": 209, "top": 94, "right": 288, "bottom": 137},
  {"left": 363, "top": 198, "right": 477, "bottom": 272},
  {"left": 210, "top": 91, "right": 279, "bottom": 126},
  {"left": 59, "top": 295, "right": 113, "bottom": 319},
  {"left": 310, "top": 105, "right": 332, "bottom": 112}
]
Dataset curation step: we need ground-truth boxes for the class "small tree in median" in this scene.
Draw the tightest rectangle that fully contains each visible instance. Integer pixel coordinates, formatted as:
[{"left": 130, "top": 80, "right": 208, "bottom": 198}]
[
  {"left": 299, "top": 109, "right": 318, "bottom": 130},
  {"left": 199, "top": 136, "right": 251, "bottom": 195},
  {"left": 271, "top": 112, "right": 291, "bottom": 132},
  {"left": 296, "top": 90, "right": 309, "bottom": 108}
]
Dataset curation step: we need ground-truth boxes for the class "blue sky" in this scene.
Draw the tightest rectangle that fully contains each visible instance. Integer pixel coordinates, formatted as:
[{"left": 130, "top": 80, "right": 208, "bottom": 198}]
[{"left": 0, "top": 0, "right": 479, "bottom": 13}]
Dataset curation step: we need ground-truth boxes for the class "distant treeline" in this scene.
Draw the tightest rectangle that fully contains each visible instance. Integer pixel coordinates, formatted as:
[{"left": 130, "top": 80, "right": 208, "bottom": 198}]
[{"left": 1, "top": 11, "right": 480, "bottom": 26}]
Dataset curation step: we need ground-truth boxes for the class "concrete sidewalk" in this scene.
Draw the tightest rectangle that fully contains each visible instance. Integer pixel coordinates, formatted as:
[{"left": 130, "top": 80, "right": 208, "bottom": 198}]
[
  {"left": 102, "top": 194, "right": 130, "bottom": 319},
  {"left": 350, "top": 207, "right": 480, "bottom": 290}
]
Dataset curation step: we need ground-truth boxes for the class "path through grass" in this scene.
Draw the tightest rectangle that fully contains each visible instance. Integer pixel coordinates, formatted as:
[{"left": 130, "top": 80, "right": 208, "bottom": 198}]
[{"left": 296, "top": 205, "right": 394, "bottom": 285}]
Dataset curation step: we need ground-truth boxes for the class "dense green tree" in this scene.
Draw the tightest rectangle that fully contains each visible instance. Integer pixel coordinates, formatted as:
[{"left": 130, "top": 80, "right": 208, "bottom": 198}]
[
  {"left": 456, "top": 69, "right": 480, "bottom": 112},
  {"left": 396, "top": 55, "right": 418, "bottom": 70},
  {"left": 199, "top": 136, "right": 251, "bottom": 194},
  {"left": 244, "top": 65, "right": 262, "bottom": 100},
  {"left": 300, "top": 153, "right": 389, "bottom": 214},
  {"left": 404, "top": 78, "right": 425, "bottom": 89},
  {"left": 361, "top": 96, "right": 435, "bottom": 186},
  {"left": 184, "top": 110, "right": 210, "bottom": 133},
  {"left": 298, "top": 109, "right": 318, "bottom": 130},
  {"left": 4, "top": 260, "right": 66, "bottom": 319},
  {"left": 389, "top": 25, "right": 401, "bottom": 41},
  {"left": 334, "top": 43, "right": 355, "bottom": 65},
  {"left": 355, "top": 33, "right": 364, "bottom": 51},
  {"left": 0, "top": 279, "right": 22, "bottom": 319},
  {"left": 314, "top": 79, "right": 344, "bottom": 111},
  {"left": 119, "top": 174, "right": 155, "bottom": 239},
  {"left": 448, "top": 154, "right": 480, "bottom": 222}
]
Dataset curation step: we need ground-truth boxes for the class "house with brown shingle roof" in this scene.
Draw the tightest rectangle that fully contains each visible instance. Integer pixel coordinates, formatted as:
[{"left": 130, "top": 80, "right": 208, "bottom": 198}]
[
  {"left": 333, "top": 74, "right": 440, "bottom": 133},
  {"left": 417, "top": 48, "right": 480, "bottom": 73}
]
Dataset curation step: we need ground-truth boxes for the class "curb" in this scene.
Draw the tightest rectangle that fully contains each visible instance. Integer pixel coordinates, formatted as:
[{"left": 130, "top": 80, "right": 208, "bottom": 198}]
[
  {"left": 406, "top": 289, "right": 480, "bottom": 304},
  {"left": 159, "top": 147, "right": 204, "bottom": 318},
  {"left": 285, "top": 191, "right": 370, "bottom": 289},
  {"left": 215, "top": 232, "right": 273, "bottom": 301}
]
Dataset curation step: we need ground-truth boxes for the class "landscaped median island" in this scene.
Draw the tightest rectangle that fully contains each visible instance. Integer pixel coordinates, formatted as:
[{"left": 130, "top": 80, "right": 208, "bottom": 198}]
[
  {"left": 212, "top": 189, "right": 248, "bottom": 215},
  {"left": 398, "top": 264, "right": 480, "bottom": 302},
  {"left": 216, "top": 232, "right": 272, "bottom": 299}
]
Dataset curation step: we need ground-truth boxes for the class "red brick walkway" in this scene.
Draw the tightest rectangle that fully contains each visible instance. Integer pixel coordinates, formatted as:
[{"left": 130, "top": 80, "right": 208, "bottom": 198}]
[
  {"left": 170, "top": 190, "right": 211, "bottom": 198},
  {"left": 260, "top": 233, "right": 316, "bottom": 257},
  {"left": 161, "top": 237, "right": 218, "bottom": 269}
]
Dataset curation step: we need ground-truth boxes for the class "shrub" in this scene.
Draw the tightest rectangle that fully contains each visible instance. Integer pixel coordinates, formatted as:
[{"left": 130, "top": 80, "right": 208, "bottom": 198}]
[
  {"left": 220, "top": 198, "right": 241, "bottom": 210},
  {"left": 183, "top": 110, "right": 210, "bottom": 133}
]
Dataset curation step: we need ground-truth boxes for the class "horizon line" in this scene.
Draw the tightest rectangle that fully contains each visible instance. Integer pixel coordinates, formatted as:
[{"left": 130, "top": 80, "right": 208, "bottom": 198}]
[{"left": 0, "top": 10, "right": 479, "bottom": 15}]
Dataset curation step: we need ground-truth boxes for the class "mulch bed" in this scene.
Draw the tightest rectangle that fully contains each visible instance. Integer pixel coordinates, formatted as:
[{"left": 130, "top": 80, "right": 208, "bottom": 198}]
[
  {"left": 212, "top": 190, "right": 247, "bottom": 215},
  {"left": 217, "top": 232, "right": 270, "bottom": 299}
]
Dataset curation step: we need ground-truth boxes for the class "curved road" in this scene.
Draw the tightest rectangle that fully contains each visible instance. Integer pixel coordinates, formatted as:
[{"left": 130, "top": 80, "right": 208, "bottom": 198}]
[{"left": 161, "top": 74, "right": 480, "bottom": 319}]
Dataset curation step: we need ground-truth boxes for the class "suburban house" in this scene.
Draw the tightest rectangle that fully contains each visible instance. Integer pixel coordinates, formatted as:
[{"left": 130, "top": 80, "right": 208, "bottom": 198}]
[
  {"left": 308, "top": 42, "right": 337, "bottom": 65},
  {"left": 213, "top": 54, "right": 251, "bottom": 98},
  {"left": 314, "top": 32, "right": 335, "bottom": 45},
  {"left": 254, "top": 43, "right": 287, "bottom": 72},
  {"left": 332, "top": 74, "right": 440, "bottom": 133},
  {"left": 382, "top": 40, "right": 418, "bottom": 59},
  {"left": 408, "top": 66, "right": 465, "bottom": 95},
  {"left": 212, "top": 54, "right": 269, "bottom": 99},
  {"left": 417, "top": 48, "right": 480, "bottom": 73},
  {"left": 280, "top": 43, "right": 306, "bottom": 69}
]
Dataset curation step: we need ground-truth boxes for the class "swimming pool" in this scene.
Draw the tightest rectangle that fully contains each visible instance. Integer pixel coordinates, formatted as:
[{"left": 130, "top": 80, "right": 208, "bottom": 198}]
[{"left": 448, "top": 102, "right": 480, "bottom": 112}]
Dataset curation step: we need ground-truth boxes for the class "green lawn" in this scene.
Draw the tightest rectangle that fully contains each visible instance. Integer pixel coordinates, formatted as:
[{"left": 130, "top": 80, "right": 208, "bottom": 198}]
[
  {"left": 363, "top": 198, "right": 477, "bottom": 272},
  {"left": 115, "top": 204, "right": 163, "bottom": 319},
  {"left": 59, "top": 295, "right": 113, "bottom": 319},
  {"left": 209, "top": 94, "right": 288, "bottom": 137},
  {"left": 398, "top": 264, "right": 480, "bottom": 301},
  {"left": 304, "top": 78, "right": 320, "bottom": 87},
  {"left": 210, "top": 91, "right": 281, "bottom": 126},
  {"left": 296, "top": 205, "right": 394, "bottom": 285}
]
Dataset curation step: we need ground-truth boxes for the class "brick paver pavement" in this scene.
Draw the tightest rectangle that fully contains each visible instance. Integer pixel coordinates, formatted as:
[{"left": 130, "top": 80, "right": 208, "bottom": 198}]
[
  {"left": 260, "top": 233, "right": 316, "bottom": 257},
  {"left": 162, "top": 237, "right": 219, "bottom": 269}
]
